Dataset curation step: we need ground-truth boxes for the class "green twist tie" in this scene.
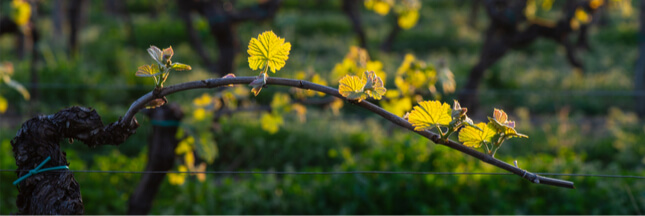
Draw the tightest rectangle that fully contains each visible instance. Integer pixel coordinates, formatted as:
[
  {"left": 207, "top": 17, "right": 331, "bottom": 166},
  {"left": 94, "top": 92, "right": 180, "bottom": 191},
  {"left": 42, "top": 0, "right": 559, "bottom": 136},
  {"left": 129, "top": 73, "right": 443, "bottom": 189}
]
[
  {"left": 150, "top": 119, "right": 182, "bottom": 127},
  {"left": 13, "top": 156, "right": 69, "bottom": 185}
]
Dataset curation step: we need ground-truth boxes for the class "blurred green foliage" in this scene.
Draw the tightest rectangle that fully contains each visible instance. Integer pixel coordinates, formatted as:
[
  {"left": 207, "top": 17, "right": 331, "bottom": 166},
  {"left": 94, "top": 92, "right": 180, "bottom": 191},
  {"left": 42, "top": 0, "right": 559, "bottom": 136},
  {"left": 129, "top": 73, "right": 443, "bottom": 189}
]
[{"left": 1, "top": 0, "right": 644, "bottom": 214}]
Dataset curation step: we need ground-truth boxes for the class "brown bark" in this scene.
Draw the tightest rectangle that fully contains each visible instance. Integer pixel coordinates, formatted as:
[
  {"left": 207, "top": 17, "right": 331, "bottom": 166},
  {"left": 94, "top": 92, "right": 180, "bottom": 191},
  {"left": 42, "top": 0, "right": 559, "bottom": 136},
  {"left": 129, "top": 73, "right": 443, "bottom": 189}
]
[
  {"left": 635, "top": 0, "right": 645, "bottom": 116},
  {"left": 128, "top": 104, "right": 184, "bottom": 214},
  {"left": 342, "top": 0, "right": 368, "bottom": 49},
  {"left": 11, "top": 106, "right": 139, "bottom": 214}
]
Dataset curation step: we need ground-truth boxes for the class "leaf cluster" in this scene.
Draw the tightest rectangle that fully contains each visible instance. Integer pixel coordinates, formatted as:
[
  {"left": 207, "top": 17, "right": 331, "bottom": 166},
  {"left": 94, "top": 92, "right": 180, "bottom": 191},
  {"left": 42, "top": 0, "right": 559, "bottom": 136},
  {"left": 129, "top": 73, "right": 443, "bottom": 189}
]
[
  {"left": 406, "top": 99, "right": 528, "bottom": 157},
  {"left": 136, "top": 45, "right": 192, "bottom": 108}
]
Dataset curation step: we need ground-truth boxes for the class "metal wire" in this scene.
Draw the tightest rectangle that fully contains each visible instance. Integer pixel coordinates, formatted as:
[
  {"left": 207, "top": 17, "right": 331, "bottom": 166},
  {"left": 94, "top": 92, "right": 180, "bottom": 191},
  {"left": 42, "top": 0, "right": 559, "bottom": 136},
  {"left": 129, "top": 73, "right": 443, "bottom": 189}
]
[{"left": 0, "top": 169, "right": 643, "bottom": 179}]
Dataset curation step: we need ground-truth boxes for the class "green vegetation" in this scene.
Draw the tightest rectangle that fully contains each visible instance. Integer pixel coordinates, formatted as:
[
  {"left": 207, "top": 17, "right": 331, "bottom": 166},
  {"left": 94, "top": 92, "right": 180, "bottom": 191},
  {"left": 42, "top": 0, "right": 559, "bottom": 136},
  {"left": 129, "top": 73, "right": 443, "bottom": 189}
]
[{"left": 1, "top": 0, "right": 643, "bottom": 214}]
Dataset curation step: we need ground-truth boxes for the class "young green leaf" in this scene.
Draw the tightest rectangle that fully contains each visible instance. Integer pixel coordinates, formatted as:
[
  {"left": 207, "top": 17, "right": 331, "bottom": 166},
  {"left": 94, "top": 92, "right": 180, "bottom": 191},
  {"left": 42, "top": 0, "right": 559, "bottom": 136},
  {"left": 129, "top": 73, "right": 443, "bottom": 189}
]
[
  {"left": 458, "top": 122, "right": 497, "bottom": 148},
  {"left": 338, "top": 74, "right": 367, "bottom": 101},
  {"left": 136, "top": 64, "right": 161, "bottom": 77},
  {"left": 171, "top": 62, "right": 191, "bottom": 71},
  {"left": 407, "top": 100, "right": 452, "bottom": 131},
  {"left": 247, "top": 30, "right": 292, "bottom": 73}
]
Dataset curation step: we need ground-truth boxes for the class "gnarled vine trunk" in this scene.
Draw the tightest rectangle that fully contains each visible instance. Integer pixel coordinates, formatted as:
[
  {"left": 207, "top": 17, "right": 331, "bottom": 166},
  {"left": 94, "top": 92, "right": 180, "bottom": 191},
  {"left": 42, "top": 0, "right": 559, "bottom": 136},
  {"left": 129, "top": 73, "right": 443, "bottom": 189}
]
[{"left": 11, "top": 106, "right": 138, "bottom": 214}]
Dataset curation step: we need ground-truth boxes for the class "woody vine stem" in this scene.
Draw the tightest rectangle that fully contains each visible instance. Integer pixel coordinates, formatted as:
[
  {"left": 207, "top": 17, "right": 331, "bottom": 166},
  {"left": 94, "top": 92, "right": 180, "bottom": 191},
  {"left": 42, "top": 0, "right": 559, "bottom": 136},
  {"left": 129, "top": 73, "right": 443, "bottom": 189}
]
[{"left": 120, "top": 76, "right": 575, "bottom": 189}]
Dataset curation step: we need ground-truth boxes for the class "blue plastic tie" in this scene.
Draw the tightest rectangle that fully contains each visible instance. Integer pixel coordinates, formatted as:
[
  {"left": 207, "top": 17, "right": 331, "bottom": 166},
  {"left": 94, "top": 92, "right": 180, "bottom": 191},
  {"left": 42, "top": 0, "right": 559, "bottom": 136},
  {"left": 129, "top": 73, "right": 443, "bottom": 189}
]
[{"left": 13, "top": 156, "right": 69, "bottom": 185}]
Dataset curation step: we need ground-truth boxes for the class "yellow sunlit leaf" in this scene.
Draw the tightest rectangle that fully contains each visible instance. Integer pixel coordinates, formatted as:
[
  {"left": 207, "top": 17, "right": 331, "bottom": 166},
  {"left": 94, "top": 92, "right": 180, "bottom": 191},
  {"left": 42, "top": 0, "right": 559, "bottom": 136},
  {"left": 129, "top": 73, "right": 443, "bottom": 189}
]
[
  {"left": 407, "top": 100, "right": 452, "bottom": 131},
  {"left": 247, "top": 30, "right": 291, "bottom": 73},
  {"left": 338, "top": 75, "right": 367, "bottom": 101},
  {"left": 193, "top": 93, "right": 213, "bottom": 107},
  {"left": 575, "top": 8, "right": 591, "bottom": 24},
  {"left": 185, "top": 152, "right": 195, "bottom": 170},
  {"left": 175, "top": 137, "right": 193, "bottom": 155},
  {"left": 168, "top": 165, "right": 187, "bottom": 185},
  {"left": 11, "top": 0, "right": 31, "bottom": 26},
  {"left": 261, "top": 112, "right": 284, "bottom": 134},
  {"left": 458, "top": 122, "right": 496, "bottom": 148},
  {"left": 374, "top": 1, "right": 391, "bottom": 15},
  {"left": 0, "top": 96, "right": 7, "bottom": 114},
  {"left": 193, "top": 108, "right": 206, "bottom": 120},
  {"left": 589, "top": 0, "right": 604, "bottom": 9},
  {"left": 398, "top": 10, "right": 419, "bottom": 29}
]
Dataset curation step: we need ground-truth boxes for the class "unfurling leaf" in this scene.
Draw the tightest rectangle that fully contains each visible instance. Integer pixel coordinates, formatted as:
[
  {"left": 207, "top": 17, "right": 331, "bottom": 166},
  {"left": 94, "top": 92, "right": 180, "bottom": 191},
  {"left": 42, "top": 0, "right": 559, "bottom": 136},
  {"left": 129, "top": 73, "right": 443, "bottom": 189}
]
[
  {"left": 249, "top": 72, "right": 267, "bottom": 96},
  {"left": 338, "top": 75, "right": 367, "bottom": 101},
  {"left": 458, "top": 122, "right": 496, "bottom": 148},
  {"left": 407, "top": 100, "right": 452, "bottom": 131},
  {"left": 145, "top": 97, "right": 167, "bottom": 109},
  {"left": 162, "top": 46, "right": 174, "bottom": 63},
  {"left": 247, "top": 30, "right": 291, "bottom": 73},
  {"left": 171, "top": 62, "right": 192, "bottom": 71},
  {"left": 261, "top": 112, "right": 284, "bottom": 134},
  {"left": 136, "top": 64, "right": 161, "bottom": 77},
  {"left": 363, "top": 71, "right": 387, "bottom": 100},
  {"left": 147, "top": 46, "right": 163, "bottom": 65},
  {"left": 488, "top": 108, "right": 529, "bottom": 139}
]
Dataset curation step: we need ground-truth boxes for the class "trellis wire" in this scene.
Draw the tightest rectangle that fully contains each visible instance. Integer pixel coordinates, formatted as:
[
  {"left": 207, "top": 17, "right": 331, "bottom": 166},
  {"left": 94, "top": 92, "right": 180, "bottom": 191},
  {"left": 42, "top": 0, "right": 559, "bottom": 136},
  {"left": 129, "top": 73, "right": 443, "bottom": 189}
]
[{"left": 0, "top": 169, "right": 643, "bottom": 179}]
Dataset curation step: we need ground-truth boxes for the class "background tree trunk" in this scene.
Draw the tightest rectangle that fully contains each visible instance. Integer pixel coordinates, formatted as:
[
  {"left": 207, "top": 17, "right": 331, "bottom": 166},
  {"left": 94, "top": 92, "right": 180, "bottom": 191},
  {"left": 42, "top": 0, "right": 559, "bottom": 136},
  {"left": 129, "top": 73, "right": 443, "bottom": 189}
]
[
  {"left": 127, "top": 104, "right": 184, "bottom": 215},
  {"left": 635, "top": 0, "right": 645, "bottom": 116}
]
